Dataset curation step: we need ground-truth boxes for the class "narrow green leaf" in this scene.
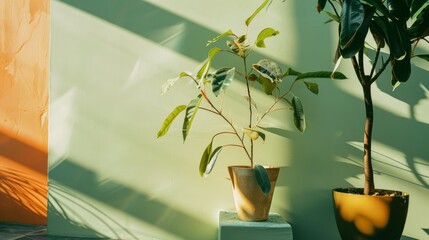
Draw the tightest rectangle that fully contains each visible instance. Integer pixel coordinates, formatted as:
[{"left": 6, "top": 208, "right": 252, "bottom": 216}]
[
  {"left": 410, "top": 0, "right": 429, "bottom": 19},
  {"left": 199, "top": 142, "right": 212, "bottom": 177},
  {"left": 207, "top": 29, "right": 234, "bottom": 46},
  {"left": 182, "top": 95, "right": 203, "bottom": 142},
  {"left": 282, "top": 68, "right": 302, "bottom": 78},
  {"left": 212, "top": 67, "right": 235, "bottom": 96},
  {"left": 196, "top": 48, "right": 222, "bottom": 79},
  {"left": 292, "top": 96, "right": 306, "bottom": 132},
  {"left": 204, "top": 146, "right": 223, "bottom": 177},
  {"left": 157, "top": 105, "right": 187, "bottom": 138},
  {"left": 324, "top": 11, "right": 340, "bottom": 23},
  {"left": 295, "top": 71, "right": 347, "bottom": 80},
  {"left": 246, "top": 0, "right": 270, "bottom": 26},
  {"left": 255, "top": 28, "right": 280, "bottom": 48},
  {"left": 304, "top": 82, "right": 319, "bottom": 95},
  {"left": 254, "top": 165, "right": 271, "bottom": 196}
]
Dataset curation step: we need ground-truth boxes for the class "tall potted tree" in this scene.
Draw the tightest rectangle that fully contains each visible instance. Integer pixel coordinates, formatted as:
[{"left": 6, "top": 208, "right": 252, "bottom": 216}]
[
  {"left": 316, "top": 0, "right": 429, "bottom": 239},
  {"left": 158, "top": 0, "right": 346, "bottom": 222}
]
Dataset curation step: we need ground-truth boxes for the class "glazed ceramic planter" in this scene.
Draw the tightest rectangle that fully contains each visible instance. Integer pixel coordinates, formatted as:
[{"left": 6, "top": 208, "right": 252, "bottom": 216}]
[
  {"left": 228, "top": 165, "right": 280, "bottom": 221},
  {"left": 333, "top": 188, "right": 409, "bottom": 240}
]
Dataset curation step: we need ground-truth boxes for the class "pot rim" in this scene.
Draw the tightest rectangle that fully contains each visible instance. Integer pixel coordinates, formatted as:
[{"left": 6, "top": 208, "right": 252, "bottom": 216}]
[
  {"left": 228, "top": 165, "right": 279, "bottom": 170},
  {"left": 333, "top": 187, "right": 409, "bottom": 197}
]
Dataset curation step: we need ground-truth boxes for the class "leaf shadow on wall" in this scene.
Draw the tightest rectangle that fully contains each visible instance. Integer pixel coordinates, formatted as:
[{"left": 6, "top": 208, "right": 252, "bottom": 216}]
[{"left": 49, "top": 159, "right": 215, "bottom": 240}]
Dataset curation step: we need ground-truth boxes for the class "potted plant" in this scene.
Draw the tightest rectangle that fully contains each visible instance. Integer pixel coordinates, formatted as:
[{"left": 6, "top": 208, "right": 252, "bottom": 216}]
[
  {"left": 316, "top": 0, "right": 429, "bottom": 238},
  {"left": 158, "top": 0, "right": 346, "bottom": 222}
]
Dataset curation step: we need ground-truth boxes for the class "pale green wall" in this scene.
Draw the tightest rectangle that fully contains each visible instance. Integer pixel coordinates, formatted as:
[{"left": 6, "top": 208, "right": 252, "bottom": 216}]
[{"left": 49, "top": 0, "right": 429, "bottom": 239}]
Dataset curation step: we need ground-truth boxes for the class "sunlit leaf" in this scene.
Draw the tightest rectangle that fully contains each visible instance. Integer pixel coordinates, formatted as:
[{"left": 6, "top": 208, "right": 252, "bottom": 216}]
[
  {"left": 204, "top": 146, "right": 223, "bottom": 177},
  {"left": 182, "top": 95, "right": 203, "bottom": 142},
  {"left": 242, "top": 128, "right": 266, "bottom": 142},
  {"left": 253, "top": 59, "right": 283, "bottom": 82},
  {"left": 246, "top": 0, "right": 270, "bottom": 26},
  {"left": 212, "top": 67, "right": 235, "bottom": 96},
  {"left": 255, "top": 28, "right": 279, "bottom": 48},
  {"left": 254, "top": 165, "right": 271, "bottom": 195},
  {"left": 197, "top": 48, "right": 222, "bottom": 79},
  {"left": 207, "top": 29, "right": 234, "bottom": 46},
  {"left": 157, "top": 105, "right": 187, "bottom": 138},
  {"left": 199, "top": 142, "right": 212, "bottom": 177},
  {"left": 292, "top": 96, "right": 305, "bottom": 132}
]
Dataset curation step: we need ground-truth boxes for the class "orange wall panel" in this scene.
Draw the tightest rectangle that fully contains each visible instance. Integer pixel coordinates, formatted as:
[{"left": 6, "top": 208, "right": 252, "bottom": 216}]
[{"left": 0, "top": 0, "right": 49, "bottom": 224}]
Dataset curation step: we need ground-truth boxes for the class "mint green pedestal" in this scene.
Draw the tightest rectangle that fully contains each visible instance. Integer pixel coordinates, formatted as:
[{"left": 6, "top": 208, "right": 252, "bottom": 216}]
[{"left": 218, "top": 211, "right": 293, "bottom": 240}]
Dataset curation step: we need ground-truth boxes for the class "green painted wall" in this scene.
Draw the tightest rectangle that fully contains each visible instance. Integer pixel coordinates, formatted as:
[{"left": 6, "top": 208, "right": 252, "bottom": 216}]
[{"left": 49, "top": 0, "right": 429, "bottom": 239}]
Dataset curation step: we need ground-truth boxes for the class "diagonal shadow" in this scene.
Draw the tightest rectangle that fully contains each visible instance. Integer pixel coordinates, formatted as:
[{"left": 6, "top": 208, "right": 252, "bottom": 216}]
[{"left": 49, "top": 159, "right": 215, "bottom": 240}]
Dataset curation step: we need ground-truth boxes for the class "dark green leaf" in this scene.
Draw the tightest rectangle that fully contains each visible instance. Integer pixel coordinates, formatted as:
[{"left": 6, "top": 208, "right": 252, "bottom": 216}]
[
  {"left": 292, "top": 96, "right": 306, "bottom": 132},
  {"left": 409, "top": 5, "right": 429, "bottom": 40},
  {"left": 246, "top": 0, "right": 270, "bottom": 26},
  {"left": 255, "top": 28, "right": 280, "bottom": 48},
  {"left": 387, "top": 0, "right": 410, "bottom": 21},
  {"left": 361, "top": 0, "right": 395, "bottom": 20},
  {"left": 157, "top": 105, "right": 187, "bottom": 138},
  {"left": 386, "top": 19, "right": 407, "bottom": 60},
  {"left": 339, "top": 1, "right": 376, "bottom": 58},
  {"left": 317, "top": 0, "right": 328, "bottom": 13},
  {"left": 253, "top": 165, "right": 271, "bottom": 196},
  {"left": 304, "top": 82, "right": 319, "bottom": 95},
  {"left": 199, "top": 142, "right": 212, "bottom": 177},
  {"left": 410, "top": 0, "right": 429, "bottom": 19},
  {"left": 295, "top": 71, "right": 347, "bottom": 80},
  {"left": 212, "top": 67, "right": 235, "bottom": 96},
  {"left": 182, "top": 95, "right": 203, "bottom": 142},
  {"left": 282, "top": 67, "right": 302, "bottom": 78}
]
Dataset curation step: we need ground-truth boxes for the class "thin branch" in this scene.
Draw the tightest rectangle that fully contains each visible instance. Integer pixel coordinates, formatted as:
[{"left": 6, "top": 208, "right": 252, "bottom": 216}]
[{"left": 369, "top": 44, "right": 381, "bottom": 79}]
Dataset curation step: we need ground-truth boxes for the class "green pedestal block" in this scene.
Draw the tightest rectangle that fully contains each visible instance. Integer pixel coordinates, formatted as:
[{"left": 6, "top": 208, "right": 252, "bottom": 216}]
[{"left": 218, "top": 211, "right": 293, "bottom": 240}]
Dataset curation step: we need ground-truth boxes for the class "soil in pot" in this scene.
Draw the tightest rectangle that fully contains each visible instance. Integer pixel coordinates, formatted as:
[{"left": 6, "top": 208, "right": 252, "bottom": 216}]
[{"left": 228, "top": 165, "right": 280, "bottom": 222}]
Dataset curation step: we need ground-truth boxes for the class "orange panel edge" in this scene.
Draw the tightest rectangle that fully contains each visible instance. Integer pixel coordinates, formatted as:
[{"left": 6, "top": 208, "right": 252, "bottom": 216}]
[{"left": 0, "top": 0, "right": 50, "bottom": 225}]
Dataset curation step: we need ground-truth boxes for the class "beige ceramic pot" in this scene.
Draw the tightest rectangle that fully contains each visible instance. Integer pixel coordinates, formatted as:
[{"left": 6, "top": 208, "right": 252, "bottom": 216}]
[
  {"left": 333, "top": 188, "right": 409, "bottom": 240},
  {"left": 228, "top": 165, "right": 280, "bottom": 221}
]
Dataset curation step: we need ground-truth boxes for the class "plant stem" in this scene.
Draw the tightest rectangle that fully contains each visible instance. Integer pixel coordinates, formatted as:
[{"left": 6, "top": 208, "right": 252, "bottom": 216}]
[
  {"left": 243, "top": 57, "right": 254, "bottom": 167},
  {"left": 362, "top": 77, "right": 375, "bottom": 195},
  {"left": 352, "top": 50, "right": 375, "bottom": 195}
]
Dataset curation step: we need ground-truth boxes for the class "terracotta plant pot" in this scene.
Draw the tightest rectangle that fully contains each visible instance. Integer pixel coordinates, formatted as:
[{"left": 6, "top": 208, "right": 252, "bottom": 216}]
[
  {"left": 333, "top": 188, "right": 409, "bottom": 240},
  {"left": 228, "top": 165, "right": 280, "bottom": 221}
]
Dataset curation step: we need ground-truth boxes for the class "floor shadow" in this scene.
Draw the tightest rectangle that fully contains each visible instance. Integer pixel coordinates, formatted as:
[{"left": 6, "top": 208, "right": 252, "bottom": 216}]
[{"left": 49, "top": 159, "right": 215, "bottom": 240}]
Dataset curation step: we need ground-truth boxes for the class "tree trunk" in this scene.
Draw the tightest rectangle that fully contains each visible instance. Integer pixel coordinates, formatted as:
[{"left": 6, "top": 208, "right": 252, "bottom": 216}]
[{"left": 362, "top": 79, "right": 375, "bottom": 195}]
